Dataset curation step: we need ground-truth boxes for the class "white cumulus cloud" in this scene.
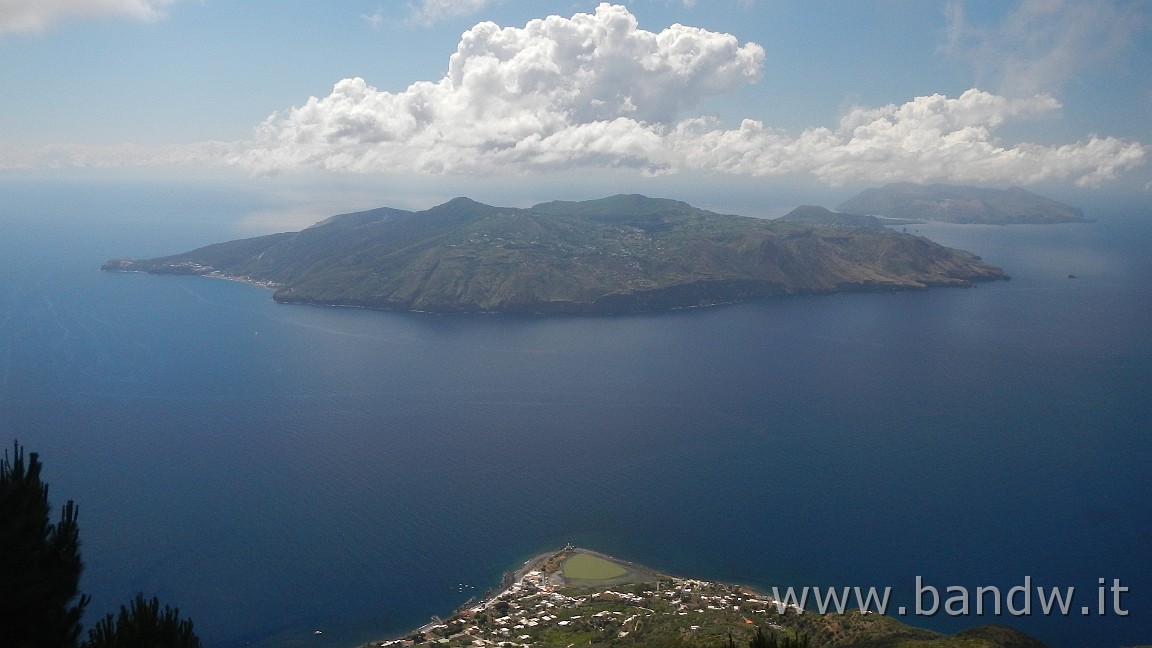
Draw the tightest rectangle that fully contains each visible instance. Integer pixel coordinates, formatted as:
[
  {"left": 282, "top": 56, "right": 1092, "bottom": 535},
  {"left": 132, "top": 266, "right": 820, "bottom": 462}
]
[
  {"left": 237, "top": 3, "right": 764, "bottom": 174},
  {"left": 0, "top": 0, "right": 179, "bottom": 35},
  {"left": 666, "top": 90, "right": 1146, "bottom": 186},
  {"left": 235, "top": 4, "right": 1145, "bottom": 187}
]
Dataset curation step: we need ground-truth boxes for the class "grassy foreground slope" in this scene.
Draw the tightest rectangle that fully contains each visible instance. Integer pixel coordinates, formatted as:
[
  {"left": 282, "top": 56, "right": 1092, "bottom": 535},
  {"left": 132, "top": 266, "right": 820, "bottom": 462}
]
[
  {"left": 371, "top": 548, "right": 1046, "bottom": 648},
  {"left": 103, "top": 194, "right": 1008, "bottom": 315}
]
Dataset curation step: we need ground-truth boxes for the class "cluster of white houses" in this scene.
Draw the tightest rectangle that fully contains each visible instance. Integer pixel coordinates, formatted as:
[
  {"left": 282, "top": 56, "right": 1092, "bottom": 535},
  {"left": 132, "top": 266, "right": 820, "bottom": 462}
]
[{"left": 376, "top": 569, "right": 797, "bottom": 648}]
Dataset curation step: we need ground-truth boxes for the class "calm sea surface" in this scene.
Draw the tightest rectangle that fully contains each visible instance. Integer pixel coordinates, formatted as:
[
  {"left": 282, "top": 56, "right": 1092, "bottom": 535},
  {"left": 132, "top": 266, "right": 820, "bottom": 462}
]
[{"left": 1, "top": 181, "right": 1149, "bottom": 648}]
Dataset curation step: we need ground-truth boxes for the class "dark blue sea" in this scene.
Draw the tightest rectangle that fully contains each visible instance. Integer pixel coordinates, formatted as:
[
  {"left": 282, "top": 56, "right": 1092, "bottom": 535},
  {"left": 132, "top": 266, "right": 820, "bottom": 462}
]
[{"left": 1, "top": 179, "right": 1149, "bottom": 648}]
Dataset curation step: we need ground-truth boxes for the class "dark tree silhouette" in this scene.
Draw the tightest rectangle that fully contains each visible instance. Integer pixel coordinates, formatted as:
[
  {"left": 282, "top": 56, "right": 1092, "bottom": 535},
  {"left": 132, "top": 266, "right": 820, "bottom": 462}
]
[
  {"left": 749, "top": 625, "right": 809, "bottom": 648},
  {"left": 750, "top": 626, "right": 773, "bottom": 648},
  {"left": 83, "top": 593, "right": 200, "bottom": 648},
  {"left": 0, "top": 441, "right": 89, "bottom": 648}
]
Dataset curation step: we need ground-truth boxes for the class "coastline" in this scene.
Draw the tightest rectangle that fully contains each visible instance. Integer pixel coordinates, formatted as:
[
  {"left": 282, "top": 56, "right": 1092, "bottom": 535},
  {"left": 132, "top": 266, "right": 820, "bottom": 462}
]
[
  {"left": 364, "top": 548, "right": 1047, "bottom": 648},
  {"left": 369, "top": 548, "right": 831, "bottom": 648},
  {"left": 100, "top": 260, "right": 283, "bottom": 291}
]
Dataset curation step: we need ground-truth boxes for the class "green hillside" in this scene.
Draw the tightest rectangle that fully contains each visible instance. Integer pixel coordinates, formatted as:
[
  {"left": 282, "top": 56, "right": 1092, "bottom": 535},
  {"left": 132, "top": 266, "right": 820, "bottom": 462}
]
[{"left": 103, "top": 194, "right": 1008, "bottom": 314}]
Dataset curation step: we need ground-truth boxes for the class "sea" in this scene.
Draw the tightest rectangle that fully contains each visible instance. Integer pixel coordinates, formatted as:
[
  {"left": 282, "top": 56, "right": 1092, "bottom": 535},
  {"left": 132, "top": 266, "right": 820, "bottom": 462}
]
[{"left": 0, "top": 178, "right": 1149, "bottom": 648}]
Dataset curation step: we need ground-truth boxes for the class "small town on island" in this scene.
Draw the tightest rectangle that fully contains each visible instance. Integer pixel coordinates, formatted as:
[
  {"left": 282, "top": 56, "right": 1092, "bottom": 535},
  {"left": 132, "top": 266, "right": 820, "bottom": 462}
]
[{"left": 364, "top": 548, "right": 1046, "bottom": 648}]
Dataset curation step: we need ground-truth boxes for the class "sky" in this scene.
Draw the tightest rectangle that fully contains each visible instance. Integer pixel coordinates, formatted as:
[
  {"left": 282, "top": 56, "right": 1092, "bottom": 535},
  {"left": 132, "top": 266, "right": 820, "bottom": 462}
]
[{"left": 1, "top": 0, "right": 1150, "bottom": 221}]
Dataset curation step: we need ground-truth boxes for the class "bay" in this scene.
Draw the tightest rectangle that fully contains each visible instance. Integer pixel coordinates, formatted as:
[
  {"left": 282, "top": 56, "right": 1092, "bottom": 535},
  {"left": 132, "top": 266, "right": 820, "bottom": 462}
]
[{"left": 1, "top": 180, "right": 1149, "bottom": 648}]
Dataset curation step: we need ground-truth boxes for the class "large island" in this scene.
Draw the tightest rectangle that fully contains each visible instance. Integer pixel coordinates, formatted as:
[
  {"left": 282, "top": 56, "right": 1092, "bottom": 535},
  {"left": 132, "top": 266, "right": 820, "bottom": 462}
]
[
  {"left": 837, "top": 184, "right": 1089, "bottom": 225},
  {"left": 103, "top": 194, "right": 1007, "bottom": 315}
]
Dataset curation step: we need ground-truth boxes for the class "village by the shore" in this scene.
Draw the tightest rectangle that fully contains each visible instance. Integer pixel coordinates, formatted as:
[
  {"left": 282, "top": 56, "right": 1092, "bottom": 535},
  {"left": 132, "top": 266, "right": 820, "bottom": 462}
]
[{"left": 366, "top": 547, "right": 801, "bottom": 648}]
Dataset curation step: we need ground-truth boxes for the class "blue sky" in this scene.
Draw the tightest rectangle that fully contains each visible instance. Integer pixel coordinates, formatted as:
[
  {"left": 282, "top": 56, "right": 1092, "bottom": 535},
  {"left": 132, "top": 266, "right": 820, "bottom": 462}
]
[{"left": 1, "top": 1, "right": 1150, "bottom": 220}]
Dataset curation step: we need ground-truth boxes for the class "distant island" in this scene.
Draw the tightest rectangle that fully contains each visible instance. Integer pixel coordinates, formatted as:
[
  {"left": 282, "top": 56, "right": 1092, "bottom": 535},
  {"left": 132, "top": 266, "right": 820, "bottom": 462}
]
[
  {"left": 103, "top": 194, "right": 1007, "bottom": 315},
  {"left": 366, "top": 546, "right": 1047, "bottom": 648},
  {"left": 837, "top": 184, "right": 1089, "bottom": 225}
]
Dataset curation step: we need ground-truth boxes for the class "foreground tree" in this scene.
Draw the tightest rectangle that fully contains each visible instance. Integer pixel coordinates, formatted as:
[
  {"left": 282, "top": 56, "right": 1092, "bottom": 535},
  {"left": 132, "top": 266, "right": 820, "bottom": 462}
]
[
  {"left": 748, "top": 625, "right": 810, "bottom": 648},
  {"left": 0, "top": 441, "right": 89, "bottom": 648},
  {"left": 2, "top": 441, "right": 200, "bottom": 648},
  {"left": 83, "top": 593, "right": 200, "bottom": 648}
]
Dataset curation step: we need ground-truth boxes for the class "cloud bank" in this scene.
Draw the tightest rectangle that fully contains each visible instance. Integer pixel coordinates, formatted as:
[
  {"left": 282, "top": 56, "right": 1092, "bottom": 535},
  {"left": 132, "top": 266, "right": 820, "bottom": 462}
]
[
  {"left": 0, "top": 0, "right": 178, "bottom": 35},
  {"left": 669, "top": 90, "right": 1146, "bottom": 187},
  {"left": 3, "top": 3, "right": 1139, "bottom": 187},
  {"left": 234, "top": 4, "right": 1145, "bottom": 186}
]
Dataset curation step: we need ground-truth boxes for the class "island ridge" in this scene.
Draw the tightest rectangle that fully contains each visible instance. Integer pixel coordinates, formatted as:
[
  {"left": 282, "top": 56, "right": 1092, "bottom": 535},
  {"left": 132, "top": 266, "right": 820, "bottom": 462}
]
[{"left": 102, "top": 194, "right": 1008, "bottom": 315}]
